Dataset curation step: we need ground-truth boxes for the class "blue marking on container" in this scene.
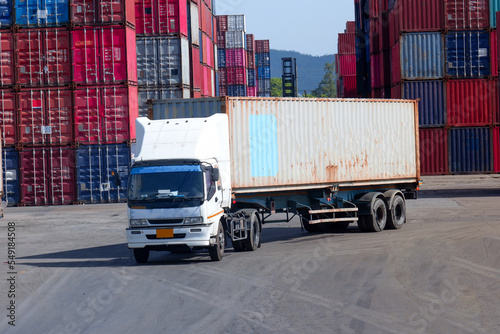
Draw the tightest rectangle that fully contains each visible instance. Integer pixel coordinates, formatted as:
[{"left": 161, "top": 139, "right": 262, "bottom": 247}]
[{"left": 249, "top": 115, "right": 279, "bottom": 177}]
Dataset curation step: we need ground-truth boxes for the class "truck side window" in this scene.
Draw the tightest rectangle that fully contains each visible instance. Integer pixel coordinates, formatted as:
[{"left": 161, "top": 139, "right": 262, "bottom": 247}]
[{"left": 205, "top": 171, "right": 216, "bottom": 201}]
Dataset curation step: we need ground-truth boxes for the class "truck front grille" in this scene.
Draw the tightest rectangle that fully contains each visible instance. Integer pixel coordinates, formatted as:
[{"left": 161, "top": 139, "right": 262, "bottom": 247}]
[
  {"left": 148, "top": 219, "right": 184, "bottom": 225},
  {"left": 146, "top": 234, "right": 186, "bottom": 240}
]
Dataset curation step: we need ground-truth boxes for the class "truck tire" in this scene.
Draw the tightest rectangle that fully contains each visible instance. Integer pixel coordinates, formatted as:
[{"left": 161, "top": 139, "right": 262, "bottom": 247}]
[
  {"left": 386, "top": 195, "right": 406, "bottom": 229},
  {"left": 243, "top": 212, "right": 261, "bottom": 251},
  {"left": 209, "top": 221, "right": 225, "bottom": 261},
  {"left": 365, "top": 198, "right": 387, "bottom": 232},
  {"left": 133, "top": 248, "right": 149, "bottom": 264}
]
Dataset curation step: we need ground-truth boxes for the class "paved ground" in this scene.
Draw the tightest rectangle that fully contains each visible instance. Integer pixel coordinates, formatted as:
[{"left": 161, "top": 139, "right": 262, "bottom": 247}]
[{"left": 1, "top": 175, "right": 499, "bottom": 333}]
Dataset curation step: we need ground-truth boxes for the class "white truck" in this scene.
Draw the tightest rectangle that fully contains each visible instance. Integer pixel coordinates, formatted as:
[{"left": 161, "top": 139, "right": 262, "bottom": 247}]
[{"left": 126, "top": 97, "right": 420, "bottom": 263}]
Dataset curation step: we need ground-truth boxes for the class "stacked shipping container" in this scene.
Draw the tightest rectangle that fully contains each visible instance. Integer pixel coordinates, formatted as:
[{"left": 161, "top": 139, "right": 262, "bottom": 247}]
[
  {"left": 135, "top": 0, "right": 217, "bottom": 115},
  {"left": 256, "top": 39, "right": 271, "bottom": 97},
  {"left": 0, "top": 0, "right": 136, "bottom": 206},
  {"left": 354, "top": 0, "right": 500, "bottom": 175},
  {"left": 246, "top": 34, "right": 258, "bottom": 96},
  {"left": 216, "top": 14, "right": 248, "bottom": 96},
  {"left": 336, "top": 21, "right": 357, "bottom": 97}
]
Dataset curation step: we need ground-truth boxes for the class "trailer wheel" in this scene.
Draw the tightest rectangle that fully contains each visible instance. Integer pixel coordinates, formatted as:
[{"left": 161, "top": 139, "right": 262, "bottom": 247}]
[
  {"left": 365, "top": 198, "right": 388, "bottom": 232},
  {"left": 133, "top": 248, "right": 149, "bottom": 264},
  {"left": 209, "top": 221, "right": 225, "bottom": 261},
  {"left": 243, "top": 212, "right": 260, "bottom": 251},
  {"left": 387, "top": 195, "right": 406, "bottom": 229}
]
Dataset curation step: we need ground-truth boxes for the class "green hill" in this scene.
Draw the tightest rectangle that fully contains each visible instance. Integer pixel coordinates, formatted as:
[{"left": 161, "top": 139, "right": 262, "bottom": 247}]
[{"left": 270, "top": 50, "right": 335, "bottom": 95}]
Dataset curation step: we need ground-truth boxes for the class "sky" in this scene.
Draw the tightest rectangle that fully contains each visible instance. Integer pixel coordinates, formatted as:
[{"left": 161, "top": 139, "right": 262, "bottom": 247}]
[{"left": 215, "top": 0, "right": 355, "bottom": 57}]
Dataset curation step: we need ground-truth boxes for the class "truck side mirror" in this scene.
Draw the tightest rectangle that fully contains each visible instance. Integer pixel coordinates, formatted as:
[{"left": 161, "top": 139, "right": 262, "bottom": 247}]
[{"left": 212, "top": 168, "right": 220, "bottom": 182}]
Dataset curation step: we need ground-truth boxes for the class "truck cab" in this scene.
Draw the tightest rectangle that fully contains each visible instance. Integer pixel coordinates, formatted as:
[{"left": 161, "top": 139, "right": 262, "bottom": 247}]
[{"left": 126, "top": 115, "right": 232, "bottom": 263}]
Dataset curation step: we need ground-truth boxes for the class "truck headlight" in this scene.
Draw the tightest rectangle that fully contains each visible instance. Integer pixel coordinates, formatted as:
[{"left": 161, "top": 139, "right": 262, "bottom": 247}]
[
  {"left": 184, "top": 217, "right": 204, "bottom": 225},
  {"left": 130, "top": 219, "right": 148, "bottom": 227}
]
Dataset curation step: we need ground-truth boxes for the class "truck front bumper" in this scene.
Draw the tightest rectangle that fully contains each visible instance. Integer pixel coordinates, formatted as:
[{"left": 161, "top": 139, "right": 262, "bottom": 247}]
[{"left": 126, "top": 226, "right": 212, "bottom": 249}]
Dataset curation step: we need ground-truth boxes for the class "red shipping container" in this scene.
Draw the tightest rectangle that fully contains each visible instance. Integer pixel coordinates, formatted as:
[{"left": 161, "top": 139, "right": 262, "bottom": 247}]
[
  {"left": 247, "top": 51, "right": 255, "bottom": 69},
  {"left": 447, "top": 79, "right": 499, "bottom": 126},
  {"left": 202, "top": 66, "right": 209, "bottom": 96},
  {"left": 445, "top": 0, "right": 488, "bottom": 30},
  {"left": 0, "top": 90, "right": 16, "bottom": 146},
  {"left": 346, "top": 21, "right": 356, "bottom": 33},
  {"left": 73, "top": 85, "right": 138, "bottom": 144},
  {"left": 493, "top": 30, "right": 498, "bottom": 77},
  {"left": 191, "top": 47, "right": 202, "bottom": 90},
  {"left": 338, "top": 33, "right": 356, "bottom": 55},
  {"left": 340, "top": 75, "right": 357, "bottom": 98},
  {"left": 218, "top": 68, "right": 227, "bottom": 86},
  {"left": 72, "top": 26, "right": 137, "bottom": 85},
  {"left": 16, "top": 28, "right": 71, "bottom": 87},
  {"left": 201, "top": 2, "right": 212, "bottom": 36},
  {"left": 226, "top": 48, "right": 246, "bottom": 68},
  {"left": 192, "top": 89, "right": 202, "bottom": 98},
  {"left": 338, "top": 54, "right": 356, "bottom": 76},
  {"left": 395, "top": 0, "right": 444, "bottom": 32},
  {"left": 18, "top": 89, "right": 72, "bottom": 146},
  {"left": 226, "top": 67, "right": 246, "bottom": 85},
  {"left": 370, "top": 18, "right": 380, "bottom": 54},
  {"left": 255, "top": 40, "right": 270, "bottom": 53},
  {"left": 388, "top": 7, "right": 400, "bottom": 47},
  {"left": 371, "top": 53, "right": 381, "bottom": 88},
  {"left": 391, "top": 42, "right": 401, "bottom": 85},
  {"left": 0, "top": 31, "right": 14, "bottom": 87},
  {"left": 370, "top": 0, "right": 379, "bottom": 18},
  {"left": 216, "top": 31, "right": 226, "bottom": 49},
  {"left": 247, "top": 86, "right": 257, "bottom": 97},
  {"left": 217, "top": 15, "right": 227, "bottom": 32},
  {"left": 20, "top": 146, "right": 76, "bottom": 205},
  {"left": 202, "top": 33, "right": 214, "bottom": 68},
  {"left": 335, "top": 54, "right": 339, "bottom": 74},
  {"left": 494, "top": 127, "right": 500, "bottom": 172},
  {"left": 419, "top": 128, "right": 448, "bottom": 175},
  {"left": 71, "top": 0, "right": 136, "bottom": 26},
  {"left": 135, "top": 0, "right": 188, "bottom": 36},
  {"left": 246, "top": 34, "right": 255, "bottom": 52},
  {"left": 391, "top": 83, "right": 402, "bottom": 99}
]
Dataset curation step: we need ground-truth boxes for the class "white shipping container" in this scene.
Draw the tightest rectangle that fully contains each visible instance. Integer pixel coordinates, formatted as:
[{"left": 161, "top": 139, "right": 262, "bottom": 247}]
[
  {"left": 190, "top": 2, "right": 199, "bottom": 46},
  {"left": 149, "top": 98, "right": 420, "bottom": 193},
  {"left": 136, "top": 36, "right": 191, "bottom": 87},
  {"left": 225, "top": 31, "right": 245, "bottom": 49},
  {"left": 227, "top": 14, "right": 246, "bottom": 31}
]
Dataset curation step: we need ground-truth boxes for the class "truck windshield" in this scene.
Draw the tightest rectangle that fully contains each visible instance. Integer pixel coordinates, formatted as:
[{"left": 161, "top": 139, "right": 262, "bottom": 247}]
[{"left": 128, "top": 165, "right": 204, "bottom": 201}]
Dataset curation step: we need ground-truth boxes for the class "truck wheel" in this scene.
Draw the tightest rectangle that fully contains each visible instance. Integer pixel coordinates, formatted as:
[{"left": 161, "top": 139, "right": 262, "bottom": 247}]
[
  {"left": 133, "top": 249, "right": 149, "bottom": 264},
  {"left": 209, "top": 221, "right": 225, "bottom": 261},
  {"left": 243, "top": 212, "right": 260, "bottom": 251},
  {"left": 232, "top": 240, "right": 245, "bottom": 252},
  {"left": 386, "top": 195, "right": 406, "bottom": 229},
  {"left": 365, "top": 198, "right": 387, "bottom": 232}
]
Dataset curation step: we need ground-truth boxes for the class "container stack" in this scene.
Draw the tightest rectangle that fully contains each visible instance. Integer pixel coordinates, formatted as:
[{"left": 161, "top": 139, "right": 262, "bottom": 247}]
[
  {"left": 354, "top": 0, "right": 371, "bottom": 97},
  {"left": 353, "top": 0, "right": 500, "bottom": 175},
  {"left": 256, "top": 39, "right": 271, "bottom": 97},
  {"left": 135, "top": 0, "right": 217, "bottom": 115},
  {"left": 216, "top": 14, "right": 247, "bottom": 96},
  {"left": 0, "top": 0, "right": 138, "bottom": 206},
  {"left": 246, "top": 34, "right": 258, "bottom": 96},
  {"left": 337, "top": 21, "right": 357, "bottom": 97}
]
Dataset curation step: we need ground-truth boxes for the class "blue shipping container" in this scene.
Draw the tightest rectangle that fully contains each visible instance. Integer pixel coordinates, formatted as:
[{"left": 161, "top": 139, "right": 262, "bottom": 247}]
[
  {"left": 256, "top": 52, "right": 270, "bottom": 67},
  {"left": 0, "top": 0, "right": 12, "bottom": 26},
  {"left": 449, "top": 127, "right": 492, "bottom": 173},
  {"left": 258, "top": 66, "right": 271, "bottom": 80},
  {"left": 76, "top": 144, "right": 130, "bottom": 203},
  {"left": 217, "top": 48, "right": 226, "bottom": 68},
  {"left": 446, "top": 31, "right": 490, "bottom": 78},
  {"left": 403, "top": 81, "right": 446, "bottom": 127},
  {"left": 247, "top": 69, "right": 255, "bottom": 87},
  {"left": 400, "top": 32, "right": 444, "bottom": 80},
  {"left": 227, "top": 85, "right": 246, "bottom": 97},
  {"left": 15, "top": 0, "right": 69, "bottom": 26},
  {"left": 2, "top": 148, "right": 19, "bottom": 206}
]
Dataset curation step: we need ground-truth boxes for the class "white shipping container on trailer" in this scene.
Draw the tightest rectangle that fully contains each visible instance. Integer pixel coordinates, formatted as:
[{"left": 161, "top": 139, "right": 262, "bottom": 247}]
[{"left": 128, "top": 97, "right": 420, "bottom": 263}]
